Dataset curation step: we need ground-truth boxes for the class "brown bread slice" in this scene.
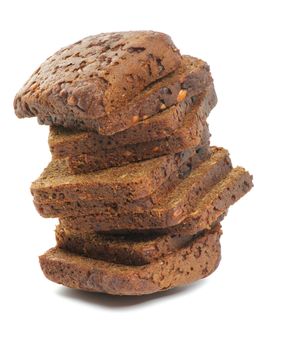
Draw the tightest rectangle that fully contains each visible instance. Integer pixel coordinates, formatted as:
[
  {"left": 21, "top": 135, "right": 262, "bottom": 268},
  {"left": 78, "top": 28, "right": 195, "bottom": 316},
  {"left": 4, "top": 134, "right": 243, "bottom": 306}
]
[
  {"left": 59, "top": 153, "right": 253, "bottom": 232},
  {"left": 34, "top": 145, "right": 210, "bottom": 218},
  {"left": 55, "top": 225, "right": 194, "bottom": 266},
  {"left": 54, "top": 88, "right": 213, "bottom": 173},
  {"left": 39, "top": 224, "right": 222, "bottom": 295},
  {"left": 63, "top": 125, "right": 210, "bottom": 173},
  {"left": 49, "top": 83, "right": 216, "bottom": 155},
  {"left": 55, "top": 147, "right": 233, "bottom": 222},
  {"left": 14, "top": 31, "right": 181, "bottom": 131},
  {"left": 15, "top": 43, "right": 211, "bottom": 135},
  {"left": 31, "top": 148, "right": 198, "bottom": 205},
  {"left": 56, "top": 216, "right": 224, "bottom": 266}
]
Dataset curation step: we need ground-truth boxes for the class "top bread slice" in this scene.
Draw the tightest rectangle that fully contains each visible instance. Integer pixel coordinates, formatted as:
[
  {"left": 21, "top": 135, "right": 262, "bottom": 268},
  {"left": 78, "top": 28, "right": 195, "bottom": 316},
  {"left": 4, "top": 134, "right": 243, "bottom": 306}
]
[
  {"left": 14, "top": 31, "right": 211, "bottom": 135},
  {"left": 14, "top": 31, "right": 180, "bottom": 132}
]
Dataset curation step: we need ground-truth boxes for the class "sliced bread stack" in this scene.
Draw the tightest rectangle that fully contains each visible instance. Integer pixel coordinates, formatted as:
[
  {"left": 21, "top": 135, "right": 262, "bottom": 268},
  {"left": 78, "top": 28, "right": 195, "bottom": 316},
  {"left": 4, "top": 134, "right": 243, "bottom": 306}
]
[{"left": 14, "top": 31, "right": 253, "bottom": 295}]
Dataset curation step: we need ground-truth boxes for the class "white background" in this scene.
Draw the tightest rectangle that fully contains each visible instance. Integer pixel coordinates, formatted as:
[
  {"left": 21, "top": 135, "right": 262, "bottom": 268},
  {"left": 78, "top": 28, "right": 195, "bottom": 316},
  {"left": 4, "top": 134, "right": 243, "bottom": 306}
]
[{"left": 0, "top": 0, "right": 280, "bottom": 349}]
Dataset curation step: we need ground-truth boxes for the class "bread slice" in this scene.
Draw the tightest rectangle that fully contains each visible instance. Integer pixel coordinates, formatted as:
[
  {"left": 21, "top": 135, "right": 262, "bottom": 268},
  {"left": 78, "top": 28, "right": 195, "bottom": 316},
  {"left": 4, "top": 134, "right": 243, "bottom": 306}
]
[
  {"left": 39, "top": 224, "right": 222, "bottom": 295},
  {"left": 59, "top": 151, "right": 253, "bottom": 231},
  {"left": 14, "top": 31, "right": 181, "bottom": 126},
  {"left": 60, "top": 125, "right": 210, "bottom": 173},
  {"left": 36, "top": 147, "right": 232, "bottom": 219},
  {"left": 31, "top": 141, "right": 209, "bottom": 205},
  {"left": 34, "top": 144, "right": 210, "bottom": 218},
  {"left": 50, "top": 84, "right": 214, "bottom": 173},
  {"left": 56, "top": 214, "right": 224, "bottom": 266},
  {"left": 15, "top": 35, "right": 211, "bottom": 135},
  {"left": 49, "top": 84, "right": 216, "bottom": 156}
]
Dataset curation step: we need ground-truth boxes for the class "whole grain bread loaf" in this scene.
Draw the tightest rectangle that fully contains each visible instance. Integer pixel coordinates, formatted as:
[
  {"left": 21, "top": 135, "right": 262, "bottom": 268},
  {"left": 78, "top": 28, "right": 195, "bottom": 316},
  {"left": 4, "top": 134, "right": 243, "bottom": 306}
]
[
  {"left": 14, "top": 31, "right": 254, "bottom": 297},
  {"left": 39, "top": 224, "right": 222, "bottom": 295}
]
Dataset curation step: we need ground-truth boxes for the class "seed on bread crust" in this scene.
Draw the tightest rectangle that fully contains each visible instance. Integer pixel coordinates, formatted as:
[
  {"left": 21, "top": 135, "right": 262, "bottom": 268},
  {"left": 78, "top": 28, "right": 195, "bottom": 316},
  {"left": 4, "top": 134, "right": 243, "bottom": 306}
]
[
  {"left": 177, "top": 89, "right": 187, "bottom": 102},
  {"left": 67, "top": 95, "right": 77, "bottom": 106},
  {"left": 131, "top": 115, "right": 140, "bottom": 124}
]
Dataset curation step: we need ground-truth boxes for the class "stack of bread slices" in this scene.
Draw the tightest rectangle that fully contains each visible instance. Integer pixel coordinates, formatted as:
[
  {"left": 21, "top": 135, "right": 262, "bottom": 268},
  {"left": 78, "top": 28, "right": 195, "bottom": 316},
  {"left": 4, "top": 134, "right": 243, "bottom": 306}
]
[{"left": 14, "top": 31, "right": 253, "bottom": 295}]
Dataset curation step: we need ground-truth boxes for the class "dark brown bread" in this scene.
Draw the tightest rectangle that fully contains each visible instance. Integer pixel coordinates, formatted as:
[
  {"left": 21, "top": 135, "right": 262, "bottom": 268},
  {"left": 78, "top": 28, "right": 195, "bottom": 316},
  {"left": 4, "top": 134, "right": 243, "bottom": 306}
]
[
  {"left": 34, "top": 145, "right": 210, "bottom": 218},
  {"left": 14, "top": 31, "right": 181, "bottom": 128},
  {"left": 55, "top": 147, "right": 232, "bottom": 225},
  {"left": 37, "top": 55, "right": 211, "bottom": 135},
  {"left": 39, "top": 224, "right": 222, "bottom": 295},
  {"left": 48, "top": 95, "right": 195, "bottom": 156},
  {"left": 60, "top": 125, "right": 210, "bottom": 173},
  {"left": 14, "top": 35, "right": 211, "bottom": 134},
  {"left": 49, "top": 84, "right": 217, "bottom": 155},
  {"left": 45, "top": 147, "right": 232, "bottom": 222},
  {"left": 59, "top": 154, "right": 253, "bottom": 232},
  {"left": 55, "top": 225, "right": 193, "bottom": 266},
  {"left": 56, "top": 217, "right": 224, "bottom": 266},
  {"left": 31, "top": 151, "right": 190, "bottom": 204},
  {"left": 50, "top": 84, "right": 214, "bottom": 173},
  {"left": 31, "top": 142, "right": 209, "bottom": 205}
]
